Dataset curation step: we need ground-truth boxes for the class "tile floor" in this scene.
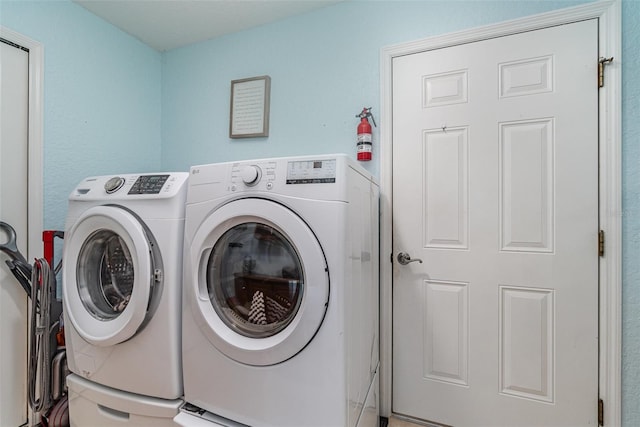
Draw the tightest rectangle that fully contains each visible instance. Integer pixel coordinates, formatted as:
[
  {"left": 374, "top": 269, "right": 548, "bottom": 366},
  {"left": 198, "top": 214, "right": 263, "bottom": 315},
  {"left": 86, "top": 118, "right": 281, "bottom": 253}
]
[{"left": 388, "top": 416, "right": 426, "bottom": 427}]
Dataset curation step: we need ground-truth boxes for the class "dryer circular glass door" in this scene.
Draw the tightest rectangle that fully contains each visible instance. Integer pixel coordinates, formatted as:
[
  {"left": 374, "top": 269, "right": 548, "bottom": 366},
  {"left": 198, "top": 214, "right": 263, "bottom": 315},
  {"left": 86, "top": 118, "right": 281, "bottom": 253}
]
[
  {"left": 187, "top": 198, "right": 329, "bottom": 366},
  {"left": 63, "top": 205, "right": 161, "bottom": 347}
]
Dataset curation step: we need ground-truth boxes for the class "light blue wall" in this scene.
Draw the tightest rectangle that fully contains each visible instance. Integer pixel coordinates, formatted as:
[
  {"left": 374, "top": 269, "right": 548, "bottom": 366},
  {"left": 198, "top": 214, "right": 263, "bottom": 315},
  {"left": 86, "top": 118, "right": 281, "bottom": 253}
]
[
  {"left": 621, "top": 0, "right": 640, "bottom": 424},
  {"left": 162, "top": 0, "right": 592, "bottom": 179},
  {"left": 0, "top": 0, "right": 162, "bottom": 230}
]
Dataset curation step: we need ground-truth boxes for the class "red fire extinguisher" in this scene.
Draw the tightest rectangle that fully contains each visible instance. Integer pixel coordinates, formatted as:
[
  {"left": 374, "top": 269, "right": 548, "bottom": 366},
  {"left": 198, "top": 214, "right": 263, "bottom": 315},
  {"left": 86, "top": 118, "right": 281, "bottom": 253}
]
[{"left": 356, "top": 107, "right": 376, "bottom": 161}]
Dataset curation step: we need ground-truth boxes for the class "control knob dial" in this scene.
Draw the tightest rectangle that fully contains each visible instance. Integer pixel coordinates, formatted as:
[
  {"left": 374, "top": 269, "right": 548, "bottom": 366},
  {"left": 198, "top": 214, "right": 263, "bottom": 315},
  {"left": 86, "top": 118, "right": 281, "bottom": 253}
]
[
  {"left": 240, "top": 165, "right": 261, "bottom": 186},
  {"left": 104, "top": 177, "right": 125, "bottom": 194}
]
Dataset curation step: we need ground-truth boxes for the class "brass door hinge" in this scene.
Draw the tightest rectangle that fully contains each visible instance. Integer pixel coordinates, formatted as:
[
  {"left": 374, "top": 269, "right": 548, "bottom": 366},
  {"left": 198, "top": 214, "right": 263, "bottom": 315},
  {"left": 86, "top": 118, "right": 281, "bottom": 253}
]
[
  {"left": 599, "top": 57, "right": 614, "bottom": 88},
  {"left": 599, "top": 230, "right": 605, "bottom": 257},
  {"left": 598, "top": 398, "right": 604, "bottom": 426}
]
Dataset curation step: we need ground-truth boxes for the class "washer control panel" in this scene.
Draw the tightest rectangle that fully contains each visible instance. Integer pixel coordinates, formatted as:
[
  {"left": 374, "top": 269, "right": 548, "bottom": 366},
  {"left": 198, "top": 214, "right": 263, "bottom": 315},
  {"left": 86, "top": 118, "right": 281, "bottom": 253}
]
[
  {"left": 127, "top": 174, "right": 170, "bottom": 194},
  {"left": 72, "top": 173, "right": 189, "bottom": 200}
]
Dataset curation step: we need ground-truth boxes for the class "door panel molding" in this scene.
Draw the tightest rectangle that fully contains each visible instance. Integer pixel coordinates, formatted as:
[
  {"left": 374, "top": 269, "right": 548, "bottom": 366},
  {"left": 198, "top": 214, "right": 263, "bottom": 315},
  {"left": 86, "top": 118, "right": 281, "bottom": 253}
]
[{"left": 379, "top": 1, "right": 621, "bottom": 425}]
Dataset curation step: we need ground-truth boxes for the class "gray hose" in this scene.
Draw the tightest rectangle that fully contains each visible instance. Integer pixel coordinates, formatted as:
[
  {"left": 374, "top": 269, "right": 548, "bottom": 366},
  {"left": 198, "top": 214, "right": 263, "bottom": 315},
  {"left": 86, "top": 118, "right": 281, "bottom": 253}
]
[{"left": 28, "top": 258, "right": 53, "bottom": 413}]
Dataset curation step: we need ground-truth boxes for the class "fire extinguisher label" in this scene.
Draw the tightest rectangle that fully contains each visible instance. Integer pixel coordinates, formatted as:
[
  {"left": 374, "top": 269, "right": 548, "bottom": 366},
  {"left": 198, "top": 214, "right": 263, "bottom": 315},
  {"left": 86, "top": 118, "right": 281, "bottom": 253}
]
[
  {"left": 357, "top": 147, "right": 372, "bottom": 161},
  {"left": 357, "top": 133, "right": 372, "bottom": 143},
  {"left": 357, "top": 143, "right": 372, "bottom": 152}
]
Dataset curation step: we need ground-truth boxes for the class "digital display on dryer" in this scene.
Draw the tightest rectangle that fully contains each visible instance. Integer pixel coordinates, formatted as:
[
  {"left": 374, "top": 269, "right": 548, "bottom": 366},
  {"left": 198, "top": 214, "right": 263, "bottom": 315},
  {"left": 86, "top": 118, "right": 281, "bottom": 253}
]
[{"left": 286, "top": 159, "right": 336, "bottom": 184}]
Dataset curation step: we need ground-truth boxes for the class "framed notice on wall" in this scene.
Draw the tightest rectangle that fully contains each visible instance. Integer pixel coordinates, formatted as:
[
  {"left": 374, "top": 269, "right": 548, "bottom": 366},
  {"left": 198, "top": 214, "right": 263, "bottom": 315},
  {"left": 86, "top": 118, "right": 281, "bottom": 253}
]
[{"left": 229, "top": 75, "right": 271, "bottom": 138}]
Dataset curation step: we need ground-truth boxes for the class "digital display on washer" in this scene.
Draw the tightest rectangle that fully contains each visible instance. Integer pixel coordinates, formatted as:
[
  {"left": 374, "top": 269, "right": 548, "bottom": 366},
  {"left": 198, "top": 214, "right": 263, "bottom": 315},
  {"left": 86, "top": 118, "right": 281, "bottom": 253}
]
[
  {"left": 128, "top": 174, "right": 170, "bottom": 194},
  {"left": 286, "top": 159, "right": 336, "bottom": 184}
]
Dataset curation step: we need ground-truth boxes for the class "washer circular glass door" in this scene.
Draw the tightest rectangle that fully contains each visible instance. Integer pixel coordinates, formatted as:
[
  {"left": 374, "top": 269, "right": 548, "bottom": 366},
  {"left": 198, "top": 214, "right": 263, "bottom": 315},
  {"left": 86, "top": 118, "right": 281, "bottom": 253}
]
[
  {"left": 63, "top": 205, "right": 156, "bottom": 347},
  {"left": 187, "top": 198, "right": 329, "bottom": 366}
]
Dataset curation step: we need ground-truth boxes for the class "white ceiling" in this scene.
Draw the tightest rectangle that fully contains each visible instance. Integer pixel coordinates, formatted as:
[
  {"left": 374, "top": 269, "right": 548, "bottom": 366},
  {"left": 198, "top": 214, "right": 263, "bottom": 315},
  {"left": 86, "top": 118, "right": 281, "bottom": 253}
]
[{"left": 74, "top": 0, "right": 343, "bottom": 52}]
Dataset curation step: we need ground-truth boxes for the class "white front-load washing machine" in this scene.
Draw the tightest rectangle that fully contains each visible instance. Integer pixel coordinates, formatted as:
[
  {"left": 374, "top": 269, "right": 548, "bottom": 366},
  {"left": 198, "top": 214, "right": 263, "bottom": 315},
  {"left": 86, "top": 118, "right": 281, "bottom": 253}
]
[
  {"left": 62, "top": 172, "right": 188, "bottom": 400},
  {"left": 182, "top": 154, "right": 380, "bottom": 427}
]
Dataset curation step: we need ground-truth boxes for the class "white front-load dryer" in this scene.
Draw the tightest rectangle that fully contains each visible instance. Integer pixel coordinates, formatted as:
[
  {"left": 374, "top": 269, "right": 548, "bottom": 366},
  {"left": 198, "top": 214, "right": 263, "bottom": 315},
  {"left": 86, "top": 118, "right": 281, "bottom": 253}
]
[
  {"left": 63, "top": 173, "right": 188, "bottom": 399},
  {"left": 182, "top": 155, "right": 380, "bottom": 427}
]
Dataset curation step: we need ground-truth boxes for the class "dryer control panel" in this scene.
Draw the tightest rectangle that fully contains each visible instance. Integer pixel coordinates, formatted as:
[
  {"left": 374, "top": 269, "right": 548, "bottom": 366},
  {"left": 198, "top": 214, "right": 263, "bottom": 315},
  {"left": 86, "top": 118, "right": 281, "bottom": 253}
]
[{"left": 187, "top": 154, "right": 375, "bottom": 204}]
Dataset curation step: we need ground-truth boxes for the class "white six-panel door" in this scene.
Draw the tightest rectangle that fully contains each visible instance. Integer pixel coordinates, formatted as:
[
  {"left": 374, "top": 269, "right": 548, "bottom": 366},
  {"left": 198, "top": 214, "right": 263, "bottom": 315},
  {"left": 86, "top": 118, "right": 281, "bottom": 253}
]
[{"left": 392, "top": 19, "right": 599, "bottom": 426}]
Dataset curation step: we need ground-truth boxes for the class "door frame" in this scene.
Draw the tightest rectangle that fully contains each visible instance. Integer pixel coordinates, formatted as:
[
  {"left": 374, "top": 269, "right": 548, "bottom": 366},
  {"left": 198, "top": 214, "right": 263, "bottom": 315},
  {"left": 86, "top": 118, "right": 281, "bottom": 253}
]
[
  {"left": 378, "top": 0, "right": 621, "bottom": 424},
  {"left": 0, "top": 26, "right": 44, "bottom": 260},
  {"left": 0, "top": 26, "right": 44, "bottom": 426}
]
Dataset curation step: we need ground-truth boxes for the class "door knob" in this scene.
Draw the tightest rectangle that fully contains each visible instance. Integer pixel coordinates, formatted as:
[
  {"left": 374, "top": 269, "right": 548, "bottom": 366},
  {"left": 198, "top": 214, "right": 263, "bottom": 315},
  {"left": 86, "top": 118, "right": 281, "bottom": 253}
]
[{"left": 397, "top": 252, "right": 423, "bottom": 265}]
